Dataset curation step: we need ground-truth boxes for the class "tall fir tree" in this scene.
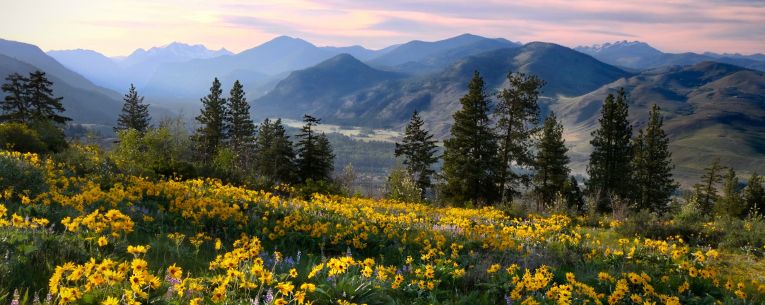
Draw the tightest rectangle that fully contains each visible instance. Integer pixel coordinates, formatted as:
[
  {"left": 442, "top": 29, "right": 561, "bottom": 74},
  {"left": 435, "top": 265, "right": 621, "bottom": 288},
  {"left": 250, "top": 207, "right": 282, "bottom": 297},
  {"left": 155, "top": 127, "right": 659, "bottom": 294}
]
[
  {"left": 0, "top": 73, "right": 30, "bottom": 123},
  {"left": 716, "top": 168, "right": 744, "bottom": 217},
  {"left": 495, "top": 73, "right": 544, "bottom": 202},
  {"left": 693, "top": 158, "right": 725, "bottom": 215},
  {"left": 225, "top": 80, "right": 257, "bottom": 168},
  {"left": 194, "top": 78, "right": 227, "bottom": 164},
  {"left": 295, "top": 115, "right": 334, "bottom": 182},
  {"left": 26, "top": 71, "right": 70, "bottom": 124},
  {"left": 394, "top": 110, "right": 439, "bottom": 199},
  {"left": 631, "top": 104, "right": 677, "bottom": 213},
  {"left": 586, "top": 88, "right": 633, "bottom": 212},
  {"left": 254, "top": 118, "right": 296, "bottom": 184},
  {"left": 533, "top": 111, "right": 570, "bottom": 210},
  {"left": 115, "top": 84, "right": 151, "bottom": 133},
  {"left": 744, "top": 172, "right": 764, "bottom": 216},
  {"left": 442, "top": 71, "right": 501, "bottom": 206}
]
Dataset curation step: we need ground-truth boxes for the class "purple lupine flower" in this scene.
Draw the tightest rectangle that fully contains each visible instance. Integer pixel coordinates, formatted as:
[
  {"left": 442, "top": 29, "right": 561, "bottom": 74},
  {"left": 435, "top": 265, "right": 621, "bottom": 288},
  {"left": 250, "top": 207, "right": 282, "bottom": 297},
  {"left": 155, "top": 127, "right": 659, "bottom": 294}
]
[{"left": 264, "top": 288, "right": 274, "bottom": 304}]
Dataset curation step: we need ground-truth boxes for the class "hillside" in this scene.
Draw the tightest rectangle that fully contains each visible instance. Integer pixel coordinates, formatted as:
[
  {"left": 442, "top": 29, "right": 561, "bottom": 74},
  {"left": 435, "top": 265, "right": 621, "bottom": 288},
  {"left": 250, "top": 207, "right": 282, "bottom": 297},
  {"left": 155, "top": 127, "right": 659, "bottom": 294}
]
[
  {"left": 554, "top": 62, "right": 765, "bottom": 184},
  {"left": 255, "top": 54, "right": 404, "bottom": 119},
  {"left": 256, "top": 42, "right": 631, "bottom": 136}
]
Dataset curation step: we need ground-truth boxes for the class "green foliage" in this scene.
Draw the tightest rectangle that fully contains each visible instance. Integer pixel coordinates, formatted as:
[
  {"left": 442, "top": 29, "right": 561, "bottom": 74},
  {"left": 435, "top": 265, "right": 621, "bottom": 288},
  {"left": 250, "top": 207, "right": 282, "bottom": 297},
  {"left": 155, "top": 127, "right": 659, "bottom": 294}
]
[
  {"left": 533, "top": 112, "right": 570, "bottom": 209},
  {"left": 385, "top": 167, "right": 422, "bottom": 203},
  {"left": 394, "top": 110, "right": 438, "bottom": 199},
  {"left": 495, "top": 72, "right": 543, "bottom": 202},
  {"left": 254, "top": 118, "right": 296, "bottom": 185},
  {"left": 0, "top": 73, "right": 30, "bottom": 123},
  {"left": 0, "top": 123, "right": 47, "bottom": 153},
  {"left": 27, "top": 120, "right": 68, "bottom": 153},
  {"left": 442, "top": 71, "right": 500, "bottom": 206},
  {"left": 110, "top": 118, "right": 196, "bottom": 178},
  {"left": 194, "top": 77, "right": 227, "bottom": 164},
  {"left": 225, "top": 80, "right": 256, "bottom": 169},
  {"left": 1, "top": 71, "right": 70, "bottom": 125},
  {"left": 716, "top": 168, "right": 745, "bottom": 217},
  {"left": 296, "top": 115, "right": 334, "bottom": 182},
  {"left": 115, "top": 84, "right": 151, "bottom": 133},
  {"left": 744, "top": 172, "right": 764, "bottom": 217},
  {"left": 0, "top": 153, "right": 47, "bottom": 201},
  {"left": 587, "top": 88, "right": 633, "bottom": 212},
  {"left": 632, "top": 104, "right": 677, "bottom": 214},
  {"left": 694, "top": 158, "right": 725, "bottom": 215}
]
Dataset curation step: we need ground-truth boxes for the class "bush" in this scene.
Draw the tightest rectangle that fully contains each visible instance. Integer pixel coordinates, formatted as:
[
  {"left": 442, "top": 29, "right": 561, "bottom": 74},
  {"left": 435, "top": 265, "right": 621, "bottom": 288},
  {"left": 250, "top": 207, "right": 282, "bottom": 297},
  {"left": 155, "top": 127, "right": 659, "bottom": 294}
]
[
  {"left": 0, "top": 123, "right": 47, "bottom": 154},
  {"left": 0, "top": 153, "right": 47, "bottom": 201},
  {"left": 110, "top": 119, "right": 197, "bottom": 178},
  {"left": 384, "top": 168, "right": 421, "bottom": 203},
  {"left": 27, "top": 120, "right": 67, "bottom": 153}
]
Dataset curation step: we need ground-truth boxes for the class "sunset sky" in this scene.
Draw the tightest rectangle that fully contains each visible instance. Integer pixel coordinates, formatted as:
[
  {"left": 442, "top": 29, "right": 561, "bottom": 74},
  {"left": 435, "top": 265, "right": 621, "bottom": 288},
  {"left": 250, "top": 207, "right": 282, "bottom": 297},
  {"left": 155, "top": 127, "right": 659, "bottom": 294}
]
[{"left": 1, "top": 0, "right": 764, "bottom": 56}]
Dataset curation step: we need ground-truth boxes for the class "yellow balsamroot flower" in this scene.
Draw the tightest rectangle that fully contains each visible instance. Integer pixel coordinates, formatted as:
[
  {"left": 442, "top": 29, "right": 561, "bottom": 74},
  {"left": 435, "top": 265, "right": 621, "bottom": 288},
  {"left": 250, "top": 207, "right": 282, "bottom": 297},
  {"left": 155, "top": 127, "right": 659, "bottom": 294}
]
[
  {"left": 300, "top": 283, "right": 316, "bottom": 292},
  {"left": 487, "top": 264, "right": 501, "bottom": 274},
  {"left": 98, "top": 236, "right": 108, "bottom": 247},
  {"left": 167, "top": 263, "right": 183, "bottom": 280},
  {"left": 276, "top": 281, "right": 294, "bottom": 295},
  {"left": 289, "top": 268, "right": 298, "bottom": 278},
  {"left": 101, "top": 296, "right": 119, "bottom": 305},
  {"left": 127, "top": 245, "right": 149, "bottom": 256},
  {"left": 274, "top": 298, "right": 288, "bottom": 305}
]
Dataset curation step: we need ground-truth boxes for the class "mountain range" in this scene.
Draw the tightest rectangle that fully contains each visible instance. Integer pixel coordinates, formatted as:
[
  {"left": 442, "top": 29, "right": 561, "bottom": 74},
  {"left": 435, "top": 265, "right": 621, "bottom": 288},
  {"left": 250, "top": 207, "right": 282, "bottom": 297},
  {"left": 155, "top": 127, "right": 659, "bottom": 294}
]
[{"left": 2, "top": 35, "right": 765, "bottom": 184}]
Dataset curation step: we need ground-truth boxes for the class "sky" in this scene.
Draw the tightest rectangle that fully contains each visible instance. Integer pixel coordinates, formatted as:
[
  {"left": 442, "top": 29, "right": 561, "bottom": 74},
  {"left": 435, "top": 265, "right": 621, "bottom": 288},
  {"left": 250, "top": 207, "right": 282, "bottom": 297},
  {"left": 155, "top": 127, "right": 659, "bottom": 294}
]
[{"left": 1, "top": 0, "right": 764, "bottom": 56}]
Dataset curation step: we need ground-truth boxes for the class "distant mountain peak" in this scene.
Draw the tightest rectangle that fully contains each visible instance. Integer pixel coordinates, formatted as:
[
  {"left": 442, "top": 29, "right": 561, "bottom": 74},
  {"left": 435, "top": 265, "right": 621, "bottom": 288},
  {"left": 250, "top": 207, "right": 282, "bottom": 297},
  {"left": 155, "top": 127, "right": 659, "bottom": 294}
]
[{"left": 576, "top": 40, "right": 660, "bottom": 54}]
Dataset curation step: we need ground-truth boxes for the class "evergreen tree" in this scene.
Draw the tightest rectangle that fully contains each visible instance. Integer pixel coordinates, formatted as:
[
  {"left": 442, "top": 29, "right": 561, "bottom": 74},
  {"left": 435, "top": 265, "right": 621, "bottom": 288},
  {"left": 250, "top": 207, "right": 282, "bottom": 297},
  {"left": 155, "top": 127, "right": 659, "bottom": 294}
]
[
  {"left": 717, "top": 168, "right": 744, "bottom": 217},
  {"left": 394, "top": 110, "right": 438, "bottom": 199},
  {"left": 495, "top": 73, "right": 544, "bottom": 202},
  {"left": 631, "top": 104, "right": 677, "bottom": 213},
  {"left": 0, "top": 73, "right": 30, "bottom": 123},
  {"left": 563, "top": 176, "right": 586, "bottom": 212},
  {"left": 295, "top": 115, "right": 334, "bottom": 182},
  {"left": 26, "top": 71, "right": 70, "bottom": 124},
  {"left": 194, "top": 78, "right": 227, "bottom": 164},
  {"left": 115, "top": 84, "right": 151, "bottom": 133},
  {"left": 586, "top": 88, "right": 633, "bottom": 212},
  {"left": 225, "top": 80, "right": 256, "bottom": 168},
  {"left": 254, "top": 118, "right": 296, "bottom": 184},
  {"left": 533, "top": 111, "right": 570, "bottom": 209},
  {"left": 442, "top": 71, "right": 500, "bottom": 206},
  {"left": 693, "top": 158, "right": 725, "bottom": 215},
  {"left": 744, "top": 172, "right": 764, "bottom": 216}
]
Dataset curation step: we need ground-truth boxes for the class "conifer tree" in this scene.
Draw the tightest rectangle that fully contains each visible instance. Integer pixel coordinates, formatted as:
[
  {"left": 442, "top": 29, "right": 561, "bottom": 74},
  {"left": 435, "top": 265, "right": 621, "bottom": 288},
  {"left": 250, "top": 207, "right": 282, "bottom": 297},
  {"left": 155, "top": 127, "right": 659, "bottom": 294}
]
[
  {"left": 631, "top": 104, "right": 677, "bottom": 213},
  {"left": 194, "top": 78, "right": 227, "bottom": 164},
  {"left": 26, "top": 71, "right": 70, "bottom": 124},
  {"left": 717, "top": 168, "right": 744, "bottom": 217},
  {"left": 534, "top": 111, "right": 570, "bottom": 209},
  {"left": 586, "top": 88, "right": 633, "bottom": 212},
  {"left": 115, "top": 84, "right": 151, "bottom": 133},
  {"left": 563, "top": 176, "right": 586, "bottom": 211},
  {"left": 394, "top": 110, "right": 438, "bottom": 199},
  {"left": 442, "top": 71, "right": 500, "bottom": 206},
  {"left": 744, "top": 172, "right": 764, "bottom": 216},
  {"left": 495, "top": 73, "right": 544, "bottom": 202},
  {"left": 254, "top": 118, "right": 296, "bottom": 184},
  {"left": 694, "top": 158, "right": 725, "bottom": 215},
  {"left": 0, "top": 73, "right": 30, "bottom": 123},
  {"left": 225, "top": 80, "right": 256, "bottom": 168},
  {"left": 295, "top": 115, "right": 334, "bottom": 182}
]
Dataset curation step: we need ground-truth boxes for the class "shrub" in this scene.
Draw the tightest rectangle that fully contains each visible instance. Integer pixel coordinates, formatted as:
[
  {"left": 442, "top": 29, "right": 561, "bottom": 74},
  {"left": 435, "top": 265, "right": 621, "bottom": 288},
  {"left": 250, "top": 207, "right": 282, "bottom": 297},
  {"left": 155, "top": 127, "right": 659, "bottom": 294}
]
[
  {"left": 0, "top": 153, "right": 47, "bottom": 201},
  {"left": 384, "top": 168, "right": 421, "bottom": 203},
  {"left": 0, "top": 123, "right": 47, "bottom": 154}
]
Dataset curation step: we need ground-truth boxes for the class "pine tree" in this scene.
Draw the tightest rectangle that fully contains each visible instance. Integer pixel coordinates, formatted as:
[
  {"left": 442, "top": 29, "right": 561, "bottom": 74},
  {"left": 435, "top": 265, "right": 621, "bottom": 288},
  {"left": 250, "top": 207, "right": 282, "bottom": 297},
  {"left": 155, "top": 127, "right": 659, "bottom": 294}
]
[
  {"left": 295, "top": 115, "right": 334, "bottom": 182},
  {"left": 631, "top": 104, "right": 677, "bottom": 213},
  {"left": 26, "top": 71, "right": 70, "bottom": 124},
  {"left": 586, "top": 88, "right": 633, "bottom": 212},
  {"left": 563, "top": 176, "right": 585, "bottom": 211},
  {"left": 394, "top": 110, "right": 439, "bottom": 199},
  {"left": 744, "top": 172, "right": 764, "bottom": 216},
  {"left": 717, "top": 168, "right": 744, "bottom": 217},
  {"left": 533, "top": 111, "right": 570, "bottom": 209},
  {"left": 0, "top": 73, "right": 30, "bottom": 123},
  {"left": 254, "top": 118, "right": 296, "bottom": 184},
  {"left": 442, "top": 71, "right": 501, "bottom": 206},
  {"left": 225, "top": 80, "right": 256, "bottom": 168},
  {"left": 694, "top": 158, "right": 725, "bottom": 215},
  {"left": 495, "top": 73, "right": 544, "bottom": 202},
  {"left": 194, "top": 78, "right": 227, "bottom": 164},
  {"left": 115, "top": 84, "right": 151, "bottom": 133}
]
